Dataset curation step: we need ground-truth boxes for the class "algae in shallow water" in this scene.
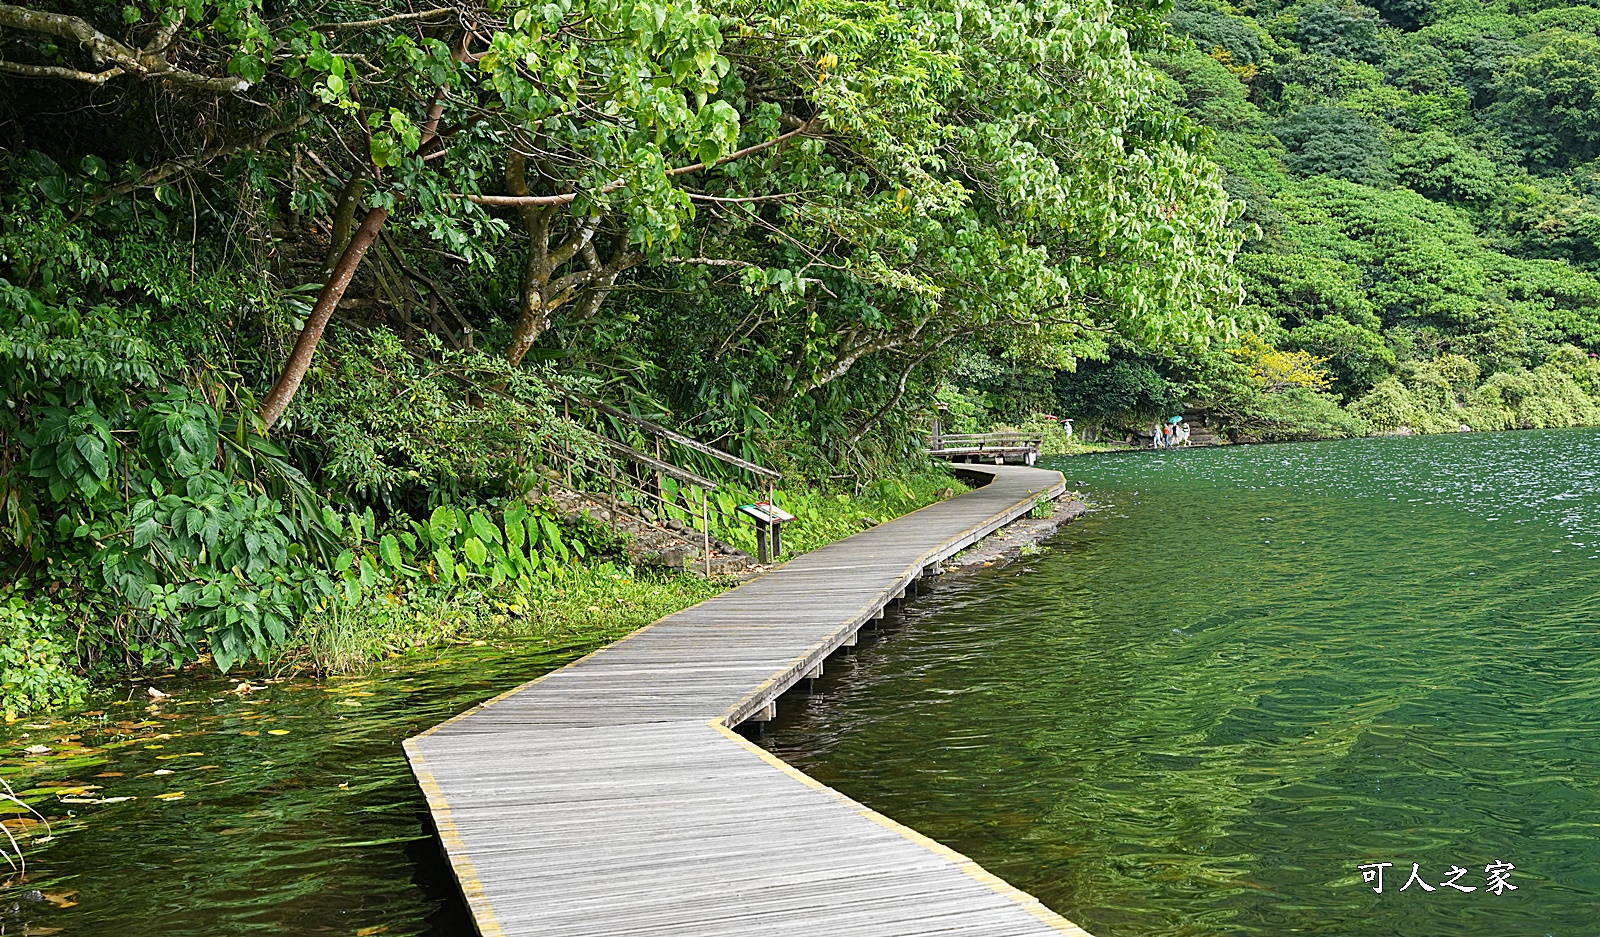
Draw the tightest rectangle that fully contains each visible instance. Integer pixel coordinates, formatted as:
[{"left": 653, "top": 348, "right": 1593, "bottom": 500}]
[{"left": 767, "top": 429, "right": 1600, "bottom": 937}]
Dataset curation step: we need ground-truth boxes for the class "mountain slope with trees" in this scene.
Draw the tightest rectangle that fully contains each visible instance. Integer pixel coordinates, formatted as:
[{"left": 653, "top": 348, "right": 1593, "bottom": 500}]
[{"left": 1011, "top": 0, "right": 1600, "bottom": 442}]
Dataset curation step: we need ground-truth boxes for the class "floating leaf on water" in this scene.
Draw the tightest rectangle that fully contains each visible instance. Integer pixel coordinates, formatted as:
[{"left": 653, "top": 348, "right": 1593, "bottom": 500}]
[
  {"left": 355, "top": 926, "right": 391, "bottom": 936},
  {"left": 152, "top": 769, "right": 174, "bottom": 776},
  {"left": 152, "top": 792, "right": 185, "bottom": 801},
  {"left": 266, "top": 729, "right": 290, "bottom": 736},
  {"left": 51, "top": 786, "right": 100, "bottom": 797},
  {"left": 24, "top": 745, "right": 49, "bottom": 755},
  {"left": 239, "top": 731, "right": 259, "bottom": 737},
  {"left": 93, "top": 773, "right": 124, "bottom": 778},
  {"left": 42, "top": 891, "right": 77, "bottom": 908}
]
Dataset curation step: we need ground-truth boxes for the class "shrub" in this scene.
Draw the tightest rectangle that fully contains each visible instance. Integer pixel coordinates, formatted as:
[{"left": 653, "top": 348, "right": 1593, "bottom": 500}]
[
  {"left": 1349, "top": 377, "right": 1417, "bottom": 431},
  {"left": 1231, "top": 386, "right": 1370, "bottom": 440},
  {"left": 0, "top": 592, "right": 87, "bottom": 717}
]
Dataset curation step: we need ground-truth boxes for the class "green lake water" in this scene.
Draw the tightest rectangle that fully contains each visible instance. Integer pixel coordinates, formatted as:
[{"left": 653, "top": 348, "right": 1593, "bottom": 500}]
[
  {"left": 5, "top": 429, "right": 1600, "bottom": 934},
  {"left": 765, "top": 428, "right": 1600, "bottom": 936},
  {"left": 0, "top": 641, "right": 577, "bottom": 935}
]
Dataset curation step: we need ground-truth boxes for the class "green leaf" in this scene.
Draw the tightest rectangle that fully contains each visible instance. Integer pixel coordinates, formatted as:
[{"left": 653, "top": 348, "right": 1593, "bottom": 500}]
[
  {"left": 470, "top": 512, "right": 501, "bottom": 544},
  {"left": 379, "top": 534, "right": 403, "bottom": 571},
  {"left": 36, "top": 174, "right": 68, "bottom": 204},
  {"left": 74, "top": 434, "right": 109, "bottom": 482},
  {"left": 429, "top": 505, "right": 455, "bottom": 544},
  {"left": 462, "top": 536, "right": 487, "bottom": 567}
]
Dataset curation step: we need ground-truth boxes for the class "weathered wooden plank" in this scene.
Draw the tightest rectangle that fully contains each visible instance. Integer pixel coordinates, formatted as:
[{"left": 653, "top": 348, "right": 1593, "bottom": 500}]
[{"left": 405, "top": 465, "right": 1089, "bottom": 937}]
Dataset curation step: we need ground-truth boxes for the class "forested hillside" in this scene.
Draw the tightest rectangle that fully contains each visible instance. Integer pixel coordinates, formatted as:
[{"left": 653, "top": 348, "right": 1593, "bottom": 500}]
[
  {"left": 1026, "top": 0, "right": 1600, "bottom": 441},
  {"left": 0, "top": 0, "right": 1245, "bottom": 704}
]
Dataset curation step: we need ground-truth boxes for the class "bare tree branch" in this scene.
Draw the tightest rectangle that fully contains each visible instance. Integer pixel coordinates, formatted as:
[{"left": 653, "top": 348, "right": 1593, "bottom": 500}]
[
  {"left": 0, "top": 59, "right": 120, "bottom": 82},
  {"left": 664, "top": 119, "right": 818, "bottom": 177},
  {"left": 845, "top": 338, "right": 952, "bottom": 446},
  {"left": 0, "top": 3, "right": 250, "bottom": 91},
  {"left": 463, "top": 119, "right": 819, "bottom": 207},
  {"left": 320, "top": 8, "right": 457, "bottom": 30},
  {"left": 794, "top": 320, "right": 929, "bottom": 397},
  {"left": 684, "top": 191, "right": 799, "bottom": 203},
  {"left": 96, "top": 113, "right": 313, "bottom": 202}
]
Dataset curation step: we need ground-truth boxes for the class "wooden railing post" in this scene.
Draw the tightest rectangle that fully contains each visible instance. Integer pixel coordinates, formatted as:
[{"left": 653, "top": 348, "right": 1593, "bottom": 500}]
[
  {"left": 563, "top": 399, "right": 574, "bottom": 488},
  {"left": 654, "top": 436, "right": 664, "bottom": 517},
  {"left": 701, "top": 488, "right": 711, "bottom": 577},
  {"left": 608, "top": 460, "right": 618, "bottom": 533}
]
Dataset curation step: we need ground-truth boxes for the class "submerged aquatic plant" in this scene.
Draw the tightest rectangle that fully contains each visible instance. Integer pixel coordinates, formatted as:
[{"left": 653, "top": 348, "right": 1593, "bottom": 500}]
[{"left": 0, "top": 776, "right": 52, "bottom": 876}]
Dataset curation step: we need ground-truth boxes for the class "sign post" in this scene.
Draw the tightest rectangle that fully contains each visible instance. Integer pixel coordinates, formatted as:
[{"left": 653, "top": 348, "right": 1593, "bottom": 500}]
[{"left": 736, "top": 502, "right": 796, "bottom": 564}]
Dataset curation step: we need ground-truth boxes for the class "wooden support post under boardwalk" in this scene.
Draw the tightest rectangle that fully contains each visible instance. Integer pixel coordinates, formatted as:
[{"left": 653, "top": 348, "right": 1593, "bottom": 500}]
[{"left": 403, "top": 464, "right": 1093, "bottom": 937}]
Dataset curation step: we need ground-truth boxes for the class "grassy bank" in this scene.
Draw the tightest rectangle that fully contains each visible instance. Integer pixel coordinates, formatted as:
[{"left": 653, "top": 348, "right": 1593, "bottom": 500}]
[{"left": 2, "top": 470, "right": 961, "bottom": 717}]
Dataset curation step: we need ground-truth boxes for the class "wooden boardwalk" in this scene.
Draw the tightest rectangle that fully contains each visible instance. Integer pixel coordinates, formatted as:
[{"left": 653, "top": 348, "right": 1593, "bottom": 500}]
[{"left": 405, "top": 465, "right": 1092, "bottom": 936}]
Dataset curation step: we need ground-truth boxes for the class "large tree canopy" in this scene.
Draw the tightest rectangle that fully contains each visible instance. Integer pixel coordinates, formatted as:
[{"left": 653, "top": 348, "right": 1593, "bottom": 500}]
[
  {"left": 1, "top": 0, "right": 1245, "bottom": 421},
  {"left": 0, "top": 0, "right": 1246, "bottom": 675}
]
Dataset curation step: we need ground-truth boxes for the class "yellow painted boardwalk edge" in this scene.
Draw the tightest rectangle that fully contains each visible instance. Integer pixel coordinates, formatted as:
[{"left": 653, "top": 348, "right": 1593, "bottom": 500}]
[
  {"left": 709, "top": 721, "right": 1095, "bottom": 937},
  {"left": 404, "top": 465, "right": 1090, "bottom": 936}
]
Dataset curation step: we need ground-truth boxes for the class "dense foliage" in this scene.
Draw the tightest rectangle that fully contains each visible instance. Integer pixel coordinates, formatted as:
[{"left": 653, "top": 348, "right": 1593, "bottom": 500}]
[
  {"left": 0, "top": 0, "right": 1244, "bottom": 709},
  {"left": 997, "top": 0, "right": 1600, "bottom": 441}
]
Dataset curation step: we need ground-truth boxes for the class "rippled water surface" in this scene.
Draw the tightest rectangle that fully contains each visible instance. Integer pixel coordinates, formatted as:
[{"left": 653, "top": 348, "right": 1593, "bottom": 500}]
[
  {"left": 0, "top": 640, "right": 583, "bottom": 935},
  {"left": 765, "top": 429, "right": 1600, "bottom": 936}
]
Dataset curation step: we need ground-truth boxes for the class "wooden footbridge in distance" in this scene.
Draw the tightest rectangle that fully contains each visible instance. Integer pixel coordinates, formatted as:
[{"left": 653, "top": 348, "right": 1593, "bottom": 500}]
[{"left": 404, "top": 464, "right": 1093, "bottom": 936}]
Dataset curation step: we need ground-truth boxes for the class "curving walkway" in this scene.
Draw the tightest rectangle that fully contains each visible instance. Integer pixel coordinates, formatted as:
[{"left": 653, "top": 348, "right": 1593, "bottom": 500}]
[{"left": 404, "top": 464, "right": 1092, "bottom": 936}]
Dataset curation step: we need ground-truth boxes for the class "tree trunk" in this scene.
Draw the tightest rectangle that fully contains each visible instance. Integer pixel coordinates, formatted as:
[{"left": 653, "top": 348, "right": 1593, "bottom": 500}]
[
  {"left": 259, "top": 207, "right": 389, "bottom": 428},
  {"left": 506, "top": 263, "right": 551, "bottom": 367},
  {"left": 324, "top": 174, "right": 366, "bottom": 276}
]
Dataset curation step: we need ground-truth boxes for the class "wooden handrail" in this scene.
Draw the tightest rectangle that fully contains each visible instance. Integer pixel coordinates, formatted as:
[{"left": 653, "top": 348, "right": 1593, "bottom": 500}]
[
  {"left": 569, "top": 394, "right": 782, "bottom": 481},
  {"left": 593, "top": 436, "right": 721, "bottom": 490}
]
